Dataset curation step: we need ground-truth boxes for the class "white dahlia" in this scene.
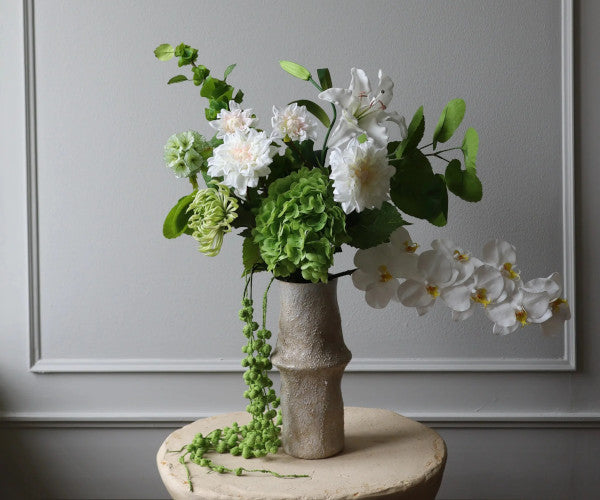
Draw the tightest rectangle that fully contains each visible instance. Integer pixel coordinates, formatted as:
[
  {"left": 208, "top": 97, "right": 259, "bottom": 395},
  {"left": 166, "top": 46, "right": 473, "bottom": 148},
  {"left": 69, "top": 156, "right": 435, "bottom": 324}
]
[
  {"left": 207, "top": 129, "right": 275, "bottom": 198},
  {"left": 328, "top": 137, "right": 395, "bottom": 214},
  {"left": 271, "top": 103, "right": 318, "bottom": 142},
  {"left": 209, "top": 101, "right": 257, "bottom": 138}
]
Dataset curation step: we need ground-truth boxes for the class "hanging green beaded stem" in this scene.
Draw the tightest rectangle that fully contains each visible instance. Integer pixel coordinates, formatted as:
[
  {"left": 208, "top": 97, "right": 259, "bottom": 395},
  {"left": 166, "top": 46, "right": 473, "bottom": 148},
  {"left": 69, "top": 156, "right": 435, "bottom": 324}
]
[{"left": 171, "top": 271, "right": 307, "bottom": 490}]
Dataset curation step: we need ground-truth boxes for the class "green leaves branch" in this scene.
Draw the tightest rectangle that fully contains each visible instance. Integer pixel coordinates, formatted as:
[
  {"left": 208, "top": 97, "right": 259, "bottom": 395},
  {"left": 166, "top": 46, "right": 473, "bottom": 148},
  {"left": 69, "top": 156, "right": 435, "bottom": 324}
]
[{"left": 389, "top": 98, "right": 483, "bottom": 225}]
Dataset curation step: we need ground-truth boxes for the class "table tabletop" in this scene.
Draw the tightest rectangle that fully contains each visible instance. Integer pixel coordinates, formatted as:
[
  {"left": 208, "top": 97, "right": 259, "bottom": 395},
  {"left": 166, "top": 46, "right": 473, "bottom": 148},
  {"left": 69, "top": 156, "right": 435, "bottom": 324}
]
[{"left": 157, "top": 407, "right": 446, "bottom": 500}]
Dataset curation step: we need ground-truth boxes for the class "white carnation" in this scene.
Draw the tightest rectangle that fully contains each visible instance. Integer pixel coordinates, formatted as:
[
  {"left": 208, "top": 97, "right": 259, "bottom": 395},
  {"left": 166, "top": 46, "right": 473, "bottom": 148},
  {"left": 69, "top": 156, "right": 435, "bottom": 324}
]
[
  {"left": 271, "top": 103, "right": 318, "bottom": 142},
  {"left": 209, "top": 101, "right": 257, "bottom": 138},
  {"left": 328, "top": 137, "right": 395, "bottom": 214},
  {"left": 207, "top": 129, "right": 275, "bottom": 199}
]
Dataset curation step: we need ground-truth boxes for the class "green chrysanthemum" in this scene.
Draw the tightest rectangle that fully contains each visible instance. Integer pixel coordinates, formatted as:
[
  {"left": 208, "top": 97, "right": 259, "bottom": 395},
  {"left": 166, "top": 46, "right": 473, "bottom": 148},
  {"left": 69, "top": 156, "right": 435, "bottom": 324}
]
[
  {"left": 253, "top": 168, "right": 347, "bottom": 283},
  {"left": 164, "top": 131, "right": 213, "bottom": 178},
  {"left": 188, "top": 184, "right": 238, "bottom": 256}
]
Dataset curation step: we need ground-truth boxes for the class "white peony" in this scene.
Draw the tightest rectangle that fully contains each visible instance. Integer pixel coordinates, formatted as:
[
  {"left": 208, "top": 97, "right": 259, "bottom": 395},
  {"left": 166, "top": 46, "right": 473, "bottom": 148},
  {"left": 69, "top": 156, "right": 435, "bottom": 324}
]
[
  {"left": 207, "top": 129, "right": 275, "bottom": 199},
  {"left": 209, "top": 101, "right": 257, "bottom": 138},
  {"left": 271, "top": 103, "right": 318, "bottom": 142},
  {"left": 328, "top": 137, "right": 395, "bottom": 214}
]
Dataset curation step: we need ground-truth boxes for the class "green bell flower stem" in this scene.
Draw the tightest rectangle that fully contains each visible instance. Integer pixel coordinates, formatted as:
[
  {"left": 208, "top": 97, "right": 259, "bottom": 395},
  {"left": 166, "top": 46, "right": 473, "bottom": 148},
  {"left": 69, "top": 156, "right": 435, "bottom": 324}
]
[
  {"left": 308, "top": 76, "right": 337, "bottom": 164},
  {"left": 189, "top": 174, "right": 198, "bottom": 190}
]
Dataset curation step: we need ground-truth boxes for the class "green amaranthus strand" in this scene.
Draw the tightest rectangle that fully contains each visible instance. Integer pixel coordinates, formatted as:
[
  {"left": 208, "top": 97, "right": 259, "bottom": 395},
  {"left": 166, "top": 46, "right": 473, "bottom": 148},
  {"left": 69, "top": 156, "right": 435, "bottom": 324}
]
[{"left": 172, "top": 272, "right": 307, "bottom": 490}]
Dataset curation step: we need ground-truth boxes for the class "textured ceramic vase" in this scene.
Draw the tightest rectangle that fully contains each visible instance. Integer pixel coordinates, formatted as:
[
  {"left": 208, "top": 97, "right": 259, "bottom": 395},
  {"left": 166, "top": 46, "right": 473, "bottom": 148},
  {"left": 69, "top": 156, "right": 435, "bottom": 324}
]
[{"left": 271, "top": 279, "right": 352, "bottom": 459}]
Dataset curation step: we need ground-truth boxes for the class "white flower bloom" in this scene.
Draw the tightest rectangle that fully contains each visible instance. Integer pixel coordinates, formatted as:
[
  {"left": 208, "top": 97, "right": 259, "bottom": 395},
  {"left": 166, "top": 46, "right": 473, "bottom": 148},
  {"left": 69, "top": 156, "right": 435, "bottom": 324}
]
[
  {"left": 271, "top": 103, "right": 318, "bottom": 142},
  {"left": 207, "top": 129, "right": 275, "bottom": 198},
  {"left": 482, "top": 239, "right": 523, "bottom": 296},
  {"left": 431, "top": 239, "right": 477, "bottom": 285},
  {"left": 209, "top": 101, "right": 257, "bottom": 138},
  {"left": 389, "top": 227, "right": 420, "bottom": 280},
  {"left": 319, "top": 68, "right": 407, "bottom": 149},
  {"left": 442, "top": 264, "right": 506, "bottom": 321},
  {"left": 522, "top": 272, "right": 571, "bottom": 337},
  {"left": 485, "top": 287, "right": 552, "bottom": 335},
  {"left": 328, "top": 138, "right": 395, "bottom": 214},
  {"left": 397, "top": 249, "right": 457, "bottom": 316},
  {"left": 352, "top": 243, "right": 404, "bottom": 309}
]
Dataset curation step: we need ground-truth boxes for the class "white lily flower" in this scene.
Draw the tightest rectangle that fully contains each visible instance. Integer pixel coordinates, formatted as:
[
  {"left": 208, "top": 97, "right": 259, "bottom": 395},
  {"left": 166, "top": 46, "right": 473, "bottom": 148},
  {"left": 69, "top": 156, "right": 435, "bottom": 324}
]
[
  {"left": 207, "top": 129, "right": 275, "bottom": 199},
  {"left": 319, "top": 68, "right": 407, "bottom": 149},
  {"left": 328, "top": 137, "right": 395, "bottom": 214},
  {"left": 270, "top": 103, "right": 318, "bottom": 143},
  {"left": 522, "top": 272, "right": 571, "bottom": 337},
  {"left": 397, "top": 249, "right": 456, "bottom": 316},
  {"left": 209, "top": 101, "right": 257, "bottom": 138},
  {"left": 482, "top": 239, "right": 523, "bottom": 296},
  {"left": 442, "top": 264, "right": 506, "bottom": 321},
  {"left": 352, "top": 243, "right": 404, "bottom": 309},
  {"left": 485, "top": 288, "right": 552, "bottom": 335}
]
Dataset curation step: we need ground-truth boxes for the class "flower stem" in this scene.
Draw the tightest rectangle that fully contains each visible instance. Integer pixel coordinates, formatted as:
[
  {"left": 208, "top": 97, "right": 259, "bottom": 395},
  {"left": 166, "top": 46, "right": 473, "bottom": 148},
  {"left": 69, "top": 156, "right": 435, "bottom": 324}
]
[
  {"left": 307, "top": 76, "right": 337, "bottom": 165},
  {"left": 425, "top": 146, "right": 460, "bottom": 155},
  {"left": 329, "top": 268, "right": 356, "bottom": 280}
]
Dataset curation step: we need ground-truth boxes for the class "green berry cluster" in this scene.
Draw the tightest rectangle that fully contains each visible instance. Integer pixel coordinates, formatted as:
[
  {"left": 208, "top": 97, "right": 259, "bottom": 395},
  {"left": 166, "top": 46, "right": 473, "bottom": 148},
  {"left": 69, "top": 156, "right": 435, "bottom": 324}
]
[{"left": 174, "top": 275, "right": 305, "bottom": 490}]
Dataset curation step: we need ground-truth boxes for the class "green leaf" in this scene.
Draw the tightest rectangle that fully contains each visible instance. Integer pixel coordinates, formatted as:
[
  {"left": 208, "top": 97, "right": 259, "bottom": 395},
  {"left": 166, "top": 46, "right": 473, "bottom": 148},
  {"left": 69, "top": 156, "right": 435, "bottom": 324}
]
[
  {"left": 428, "top": 174, "right": 448, "bottom": 226},
  {"left": 154, "top": 43, "right": 174, "bottom": 61},
  {"left": 167, "top": 75, "right": 188, "bottom": 84},
  {"left": 317, "top": 68, "right": 332, "bottom": 90},
  {"left": 390, "top": 150, "right": 447, "bottom": 221},
  {"left": 289, "top": 99, "right": 330, "bottom": 128},
  {"left": 279, "top": 60, "right": 311, "bottom": 80},
  {"left": 163, "top": 193, "right": 196, "bottom": 239},
  {"left": 200, "top": 77, "right": 234, "bottom": 101},
  {"left": 192, "top": 65, "right": 210, "bottom": 86},
  {"left": 233, "top": 89, "right": 244, "bottom": 104},
  {"left": 395, "top": 106, "right": 424, "bottom": 159},
  {"left": 461, "top": 127, "right": 479, "bottom": 170},
  {"left": 205, "top": 97, "right": 229, "bottom": 121},
  {"left": 242, "top": 237, "right": 264, "bottom": 275},
  {"left": 432, "top": 98, "right": 466, "bottom": 148},
  {"left": 174, "top": 43, "right": 198, "bottom": 67},
  {"left": 346, "top": 202, "right": 407, "bottom": 249},
  {"left": 223, "top": 63, "right": 236, "bottom": 80},
  {"left": 445, "top": 159, "right": 483, "bottom": 202}
]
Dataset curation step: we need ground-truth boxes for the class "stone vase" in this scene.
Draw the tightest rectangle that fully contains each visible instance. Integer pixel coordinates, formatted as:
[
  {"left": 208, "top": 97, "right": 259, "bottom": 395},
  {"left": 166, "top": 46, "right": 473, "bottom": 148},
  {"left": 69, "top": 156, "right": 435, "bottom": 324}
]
[{"left": 271, "top": 278, "right": 352, "bottom": 459}]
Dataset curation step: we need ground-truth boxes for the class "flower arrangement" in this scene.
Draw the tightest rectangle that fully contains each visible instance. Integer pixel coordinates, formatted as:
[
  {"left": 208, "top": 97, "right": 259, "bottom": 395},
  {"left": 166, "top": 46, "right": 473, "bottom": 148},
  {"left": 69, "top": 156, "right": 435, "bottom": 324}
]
[{"left": 155, "top": 42, "right": 570, "bottom": 483}]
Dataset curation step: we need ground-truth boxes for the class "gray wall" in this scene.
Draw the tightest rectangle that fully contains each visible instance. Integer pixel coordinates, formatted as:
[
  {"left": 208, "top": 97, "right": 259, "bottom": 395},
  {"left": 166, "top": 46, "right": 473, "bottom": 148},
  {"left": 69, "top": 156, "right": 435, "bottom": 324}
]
[{"left": 0, "top": 0, "right": 598, "bottom": 498}]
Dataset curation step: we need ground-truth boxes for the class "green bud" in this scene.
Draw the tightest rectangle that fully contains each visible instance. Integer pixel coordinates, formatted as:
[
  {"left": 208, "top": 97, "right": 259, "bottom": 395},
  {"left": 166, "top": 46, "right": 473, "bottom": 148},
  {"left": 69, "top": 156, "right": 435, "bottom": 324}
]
[{"left": 279, "top": 60, "right": 311, "bottom": 80}]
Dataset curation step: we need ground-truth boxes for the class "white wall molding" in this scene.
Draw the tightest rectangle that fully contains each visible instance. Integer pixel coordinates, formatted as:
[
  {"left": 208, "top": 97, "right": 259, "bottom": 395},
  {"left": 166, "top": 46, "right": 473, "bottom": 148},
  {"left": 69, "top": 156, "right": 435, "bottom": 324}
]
[
  {"left": 30, "top": 355, "right": 575, "bottom": 373},
  {"left": 2, "top": 409, "right": 599, "bottom": 429},
  {"left": 24, "top": 0, "right": 576, "bottom": 373}
]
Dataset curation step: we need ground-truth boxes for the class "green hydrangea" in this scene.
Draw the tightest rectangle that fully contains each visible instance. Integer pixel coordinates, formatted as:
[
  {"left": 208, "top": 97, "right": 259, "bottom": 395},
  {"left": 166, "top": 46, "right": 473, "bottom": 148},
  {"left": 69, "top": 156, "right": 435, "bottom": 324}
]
[
  {"left": 252, "top": 168, "right": 347, "bottom": 283},
  {"left": 164, "top": 131, "right": 211, "bottom": 178},
  {"left": 188, "top": 183, "right": 238, "bottom": 256}
]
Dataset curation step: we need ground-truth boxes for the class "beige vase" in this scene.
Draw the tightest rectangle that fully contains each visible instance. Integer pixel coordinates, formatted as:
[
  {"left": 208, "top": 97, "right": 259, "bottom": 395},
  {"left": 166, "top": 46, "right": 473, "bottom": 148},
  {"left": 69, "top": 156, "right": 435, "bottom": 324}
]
[{"left": 271, "top": 279, "right": 352, "bottom": 459}]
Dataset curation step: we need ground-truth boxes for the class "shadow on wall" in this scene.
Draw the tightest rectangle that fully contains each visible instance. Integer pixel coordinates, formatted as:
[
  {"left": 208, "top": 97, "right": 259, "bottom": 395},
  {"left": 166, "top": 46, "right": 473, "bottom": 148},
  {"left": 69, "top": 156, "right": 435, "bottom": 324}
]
[{"left": 0, "top": 383, "right": 53, "bottom": 500}]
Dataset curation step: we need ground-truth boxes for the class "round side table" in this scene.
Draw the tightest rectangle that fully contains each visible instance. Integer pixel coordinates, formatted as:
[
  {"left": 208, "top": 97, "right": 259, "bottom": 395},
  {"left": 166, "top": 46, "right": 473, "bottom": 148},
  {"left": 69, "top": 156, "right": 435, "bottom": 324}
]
[{"left": 157, "top": 407, "right": 446, "bottom": 500}]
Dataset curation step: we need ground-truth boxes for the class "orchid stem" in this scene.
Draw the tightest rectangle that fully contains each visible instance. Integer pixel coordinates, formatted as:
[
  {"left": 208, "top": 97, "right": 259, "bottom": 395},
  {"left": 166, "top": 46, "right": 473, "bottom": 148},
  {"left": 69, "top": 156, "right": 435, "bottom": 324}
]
[{"left": 329, "top": 268, "right": 356, "bottom": 280}]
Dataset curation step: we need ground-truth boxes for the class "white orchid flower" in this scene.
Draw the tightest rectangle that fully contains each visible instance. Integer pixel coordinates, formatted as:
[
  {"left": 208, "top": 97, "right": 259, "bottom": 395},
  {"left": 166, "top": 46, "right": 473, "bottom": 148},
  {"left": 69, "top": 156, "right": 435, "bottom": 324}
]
[
  {"left": 431, "top": 239, "right": 478, "bottom": 286},
  {"left": 482, "top": 239, "right": 523, "bottom": 296},
  {"left": 522, "top": 272, "right": 571, "bottom": 337},
  {"left": 352, "top": 243, "right": 405, "bottom": 309},
  {"left": 328, "top": 137, "right": 395, "bottom": 214},
  {"left": 319, "top": 68, "right": 407, "bottom": 149},
  {"left": 397, "top": 249, "right": 457, "bottom": 316},
  {"left": 442, "top": 264, "right": 506, "bottom": 321},
  {"left": 485, "top": 287, "right": 552, "bottom": 335},
  {"left": 389, "top": 227, "right": 420, "bottom": 280}
]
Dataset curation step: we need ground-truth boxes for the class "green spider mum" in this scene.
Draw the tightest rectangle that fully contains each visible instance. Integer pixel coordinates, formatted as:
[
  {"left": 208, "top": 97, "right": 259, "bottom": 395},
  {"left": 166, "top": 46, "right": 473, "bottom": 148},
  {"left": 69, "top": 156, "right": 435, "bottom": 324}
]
[
  {"left": 188, "top": 184, "right": 238, "bottom": 256},
  {"left": 253, "top": 167, "right": 347, "bottom": 283}
]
